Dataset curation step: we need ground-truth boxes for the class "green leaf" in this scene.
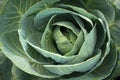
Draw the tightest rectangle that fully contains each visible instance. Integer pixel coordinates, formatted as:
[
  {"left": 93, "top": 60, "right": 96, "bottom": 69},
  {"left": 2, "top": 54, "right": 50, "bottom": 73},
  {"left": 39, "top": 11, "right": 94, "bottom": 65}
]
[
  {"left": 92, "top": 15, "right": 107, "bottom": 48},
  {"left": 43, "top": 52, "right": 101, "bottom": 76},
  {"left": 88, "top": 10, "right": 111, "bottom": 73},
  {"left": 65, "top": 31, "right": 84, "bottom": 56},
  {"left": 52, "top": 21, "right": 79, "bottom": 54},
  {"left": 0, "top": 0, "right": 40, "bottom": 34},
  {"left": 58, "top": 4, "right": 97, "bottom": 22},
  {"left": 34, "top": 7, "right": 95, "bottom": 28},
  {"left": 20, "top": 0, "right": 60, "bottom": 37},
  {"left": 26, "top": 33, "right": 54, "bottom": 65},
  {"left": 0, "top": 58, "right": 12, "bottom": 80},
  {"left": 0, "top": 0, "right": 7, "bottom": 12},
  {"left": 110, "top": 8, "right": 120, "bottom": 47},
  {"left": 12, "top": 65, "right": 46, "bottom": 80},
  {"left": 0, "top": 31, "right": 59, "bottom": 78},
  {"left": 0, "top": 49, "right": 6, "bottom": 64},
  {"left": 19, "top": 15, "right": 55, "bottom": 65},
  {"left": 53, "top": 21, "right": 80, "bottom": 35},
  {"left": 112, "top": 56, "right": 120, "bottom": 78},
  {"left": 91, "top": 10, "right": 111, "bottom": 50},
  {"left": 12, "top": 65, "right": 59, "bottom": 80},
  {"left": 53, "top": 26, "right": 73, "bottom": 54},
  {"left": 40, "top": 15, "right": 61, "bottom": 54},
  {"left": 57, "top": 0, "right": 86, "bottom": 8},
  {"left": 83, "top": 0, "right": 115, "bottom": 24},
  {"left": 73, "top": 15, "right": 88, "bottom": 37},
  {"left": 67, "top": 26, "right": 97, "bottom": 64}
]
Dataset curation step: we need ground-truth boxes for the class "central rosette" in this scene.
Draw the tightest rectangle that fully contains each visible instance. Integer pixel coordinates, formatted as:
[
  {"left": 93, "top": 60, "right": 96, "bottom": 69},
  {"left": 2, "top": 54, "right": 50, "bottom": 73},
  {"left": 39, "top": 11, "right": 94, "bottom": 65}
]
[
  {"left": 16, "top": 4, "right": 113, "bottom": 79},
  {"left": 53, "top": 24, "right": 77, "bottom": 55},
  {"left": 39, "top": 12, "right": 98, "bottom": 60},
  {"left": 42, "top": 19, "right": 81, "bottom": 56}
]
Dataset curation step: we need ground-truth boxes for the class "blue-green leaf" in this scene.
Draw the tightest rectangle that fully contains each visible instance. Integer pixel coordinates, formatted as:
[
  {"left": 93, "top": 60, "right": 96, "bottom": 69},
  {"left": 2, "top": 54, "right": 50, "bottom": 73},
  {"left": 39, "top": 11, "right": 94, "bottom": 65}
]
[
  {"left": 0, "top": 0, "right": 41, "bottom": 34},
  {"left": 43, "top": 52, "right": 101, "bottom": 76},
  {"left": 0, "top": 58, "right": 12, "bottom": 80},
  {"left": 0, "top": 31, "right": 59, "bottom": 78},
  {"left": 68, "top": 26, "right": 97, "bottom": 64}
]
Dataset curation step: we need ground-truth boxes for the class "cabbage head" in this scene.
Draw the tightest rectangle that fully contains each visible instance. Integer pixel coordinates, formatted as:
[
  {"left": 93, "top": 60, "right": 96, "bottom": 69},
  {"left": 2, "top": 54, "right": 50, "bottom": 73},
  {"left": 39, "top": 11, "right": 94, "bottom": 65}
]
[{"left": 0, "top": 0, "right": 120, "bottom": 80}]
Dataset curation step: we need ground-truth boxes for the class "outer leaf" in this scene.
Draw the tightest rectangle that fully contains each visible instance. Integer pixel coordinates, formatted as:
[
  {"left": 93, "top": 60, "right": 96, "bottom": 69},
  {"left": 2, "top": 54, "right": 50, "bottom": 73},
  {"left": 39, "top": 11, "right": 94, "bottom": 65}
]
[
  {"left": 0, "top": 58, "right": 12, "bottom": 80},
  {"left": 58, "top": 0, "right": 115, "bottom": 24},
  {"left": 34, "top": 8, "right": 95, "bottom": 28},
  {"left": 19, "top": 15, "right": 55, "bottom": 65},
  {"left": 89, "top": 10, "right": 111, "bottom": 73},
  {"left": 12, "top": 65, "right": 45, "bottom": 80},
  {"left": 110, "top": 8, "right": 120, "bottom": 47},
  {"left": 12, "top": 65, "right": 59, "bottom": 80},
  {"left": 83, "top": 0, "right": 115, "bottom": 24},
  {"left": 20, "top": 0, "right": 60, "bottom": 38},
  {"left": 56, "top": 0, "right": 86, "bottom": 8},
  {"left": 0, "top": 0, "right": 6, "bottom": 11},
  {"left": 58, "top": 4, "right": 97, "bottom": 22},
  {"left": 73, "top": 15, "right": 88, "bottom": 37},
  {"left": 0, "top": 0, "right": 40, "bottom": 34},
  {"left": 112, "top": 55, "right": 120, "bottom": 78},
  {"left": 43, "top": 52, "right": 101, "bottom": 75},
  {"left": 0, "top": 31, "right": 59, "bottom": 78},
  {"left": 110, "top": 7, "right": 120, "bottom": 79},
  {"left": 0, "top": 49, "right": 6, "bottom": 64}
]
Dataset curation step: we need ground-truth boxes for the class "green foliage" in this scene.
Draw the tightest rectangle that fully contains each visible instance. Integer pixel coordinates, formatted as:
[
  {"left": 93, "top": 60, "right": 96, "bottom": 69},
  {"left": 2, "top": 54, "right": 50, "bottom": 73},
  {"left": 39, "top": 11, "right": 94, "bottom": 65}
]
[{"left": 0, "top": 0, "right": 120, "bottom": 80}]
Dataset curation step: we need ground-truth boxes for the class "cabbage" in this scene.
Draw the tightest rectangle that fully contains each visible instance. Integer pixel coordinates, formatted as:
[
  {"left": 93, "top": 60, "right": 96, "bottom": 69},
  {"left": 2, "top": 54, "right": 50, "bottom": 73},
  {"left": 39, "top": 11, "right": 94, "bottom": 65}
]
[{"left": 0, "top": 0, "right": 120, "bottom": 80}]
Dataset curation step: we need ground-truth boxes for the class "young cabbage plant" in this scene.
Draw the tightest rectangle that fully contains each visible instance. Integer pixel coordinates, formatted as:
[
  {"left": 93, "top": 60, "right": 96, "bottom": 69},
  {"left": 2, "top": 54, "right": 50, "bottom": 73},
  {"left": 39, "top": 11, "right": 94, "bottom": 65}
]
[{"left": 0, "top": 0, "right": 120, "bottom": 80}]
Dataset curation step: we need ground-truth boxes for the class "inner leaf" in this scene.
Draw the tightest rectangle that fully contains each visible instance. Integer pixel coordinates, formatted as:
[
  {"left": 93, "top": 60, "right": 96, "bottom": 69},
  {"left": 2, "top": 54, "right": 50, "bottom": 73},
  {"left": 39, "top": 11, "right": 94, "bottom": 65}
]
[
  {"left": 52, "top": 20, "right": 79, "bottom": 55},
  {"left": 60, "top": 27, "right": 77, "bottom": 44},
  {"left": 53, "top": 26, "right": 74, "bottom": 55}
]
